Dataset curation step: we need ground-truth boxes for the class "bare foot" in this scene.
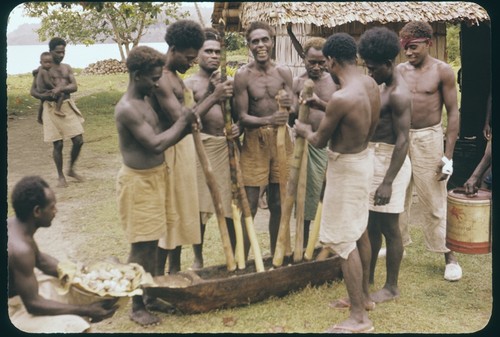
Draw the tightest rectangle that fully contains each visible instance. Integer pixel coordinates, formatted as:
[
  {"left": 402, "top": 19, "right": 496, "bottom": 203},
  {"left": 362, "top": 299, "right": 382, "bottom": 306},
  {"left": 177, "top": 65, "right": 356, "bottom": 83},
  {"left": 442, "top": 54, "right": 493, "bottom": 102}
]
[
  {"left": 67, "top": 169, "right": 84, "bottom": 182},
  {"left": 190, "top": 259, "right": 203, "bottom": 270},
  {"left": 144, "top": 298, "right": 176, "bottom": 314},
  {"left": 329, "top": 297, "right": 376, "bottom": 311},
  {"left": 129, "top": 308, "right": 160, "bottom": 326},
  {"left": 325, "top": 317, "right": 374, "bottom": 333},
  {"left": 370, "top": 287, "right": 400, "bottom": 304},
  {"left": 57, "top": 177, "right": 68, "bottom": 188}
]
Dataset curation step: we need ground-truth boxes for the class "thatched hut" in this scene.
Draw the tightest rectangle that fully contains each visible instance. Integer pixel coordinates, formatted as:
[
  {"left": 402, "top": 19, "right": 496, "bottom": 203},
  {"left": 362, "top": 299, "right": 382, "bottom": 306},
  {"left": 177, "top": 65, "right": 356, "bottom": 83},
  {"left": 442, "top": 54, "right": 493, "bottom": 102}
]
[{"left": 212, "top": 1, "right": 491, "bottom": 186}]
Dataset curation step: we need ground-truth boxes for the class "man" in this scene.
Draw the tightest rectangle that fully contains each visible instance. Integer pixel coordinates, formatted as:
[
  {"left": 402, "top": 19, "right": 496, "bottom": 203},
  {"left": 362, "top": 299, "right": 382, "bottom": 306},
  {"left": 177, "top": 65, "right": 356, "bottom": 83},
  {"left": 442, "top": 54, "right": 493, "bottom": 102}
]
[
  {"left": 30, "top": 37, "right": 85, "bottom": 188},
  {"left": 294, "top": 33, "right": 380, "bottom": 333},
  {"left": 292, "top": 37, "right": 337, "bottom": 247},
  {"left": 397, "top": 21, "right": 462, "bottom": 281},
  {"left": 8, "top": 176, "right": 118, "bottom": 333},
  {"left": 357, "top": 27, "right": 411, "bottom": 303},
  {"left": 233, "top": 21, "right": 295, "bottom": 255},
  {"left": 115, "top": 45, "right": 196, "bottom": 326},
  {"left": 148, "top": 20, "right": 233, "bottom": 274},
  {"left": 184, "top": 28, "right": 242, "bottom": 269},
  {"left": 464, "top": 137, "right": 492, "bottom": 194}
]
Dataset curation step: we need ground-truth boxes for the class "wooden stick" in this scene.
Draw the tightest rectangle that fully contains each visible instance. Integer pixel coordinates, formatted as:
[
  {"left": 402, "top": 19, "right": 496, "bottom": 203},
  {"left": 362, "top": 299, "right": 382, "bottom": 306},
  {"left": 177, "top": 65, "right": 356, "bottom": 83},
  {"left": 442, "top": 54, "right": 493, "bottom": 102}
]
[
  {"left": 218, "top": 16, "right": 264, "bottom": 272},
  {"left": 273, "top": 80, "right": 314, "bottom": 267},
  {"left": 293, "top": 145, "right": 308, "bottom": 262},
  {"left": 184, "top": 88, "right": 236, "bottom": 272},
  {"left": 304, "top": 202, "right": 322, "bottom": 261}
]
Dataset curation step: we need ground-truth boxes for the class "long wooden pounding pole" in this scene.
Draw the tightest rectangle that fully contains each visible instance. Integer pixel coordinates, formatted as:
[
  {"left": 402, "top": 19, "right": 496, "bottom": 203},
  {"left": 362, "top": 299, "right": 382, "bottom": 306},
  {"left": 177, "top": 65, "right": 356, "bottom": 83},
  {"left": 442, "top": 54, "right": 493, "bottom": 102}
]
[
  {"left": 273, "top": 79, "right": 314, "bottom": 267},
  {"left": 218, "top": 17, "right": 264, "bottom": 272},
  {"left": 184, "top": 88, "right": 236, "bottom": 272}
]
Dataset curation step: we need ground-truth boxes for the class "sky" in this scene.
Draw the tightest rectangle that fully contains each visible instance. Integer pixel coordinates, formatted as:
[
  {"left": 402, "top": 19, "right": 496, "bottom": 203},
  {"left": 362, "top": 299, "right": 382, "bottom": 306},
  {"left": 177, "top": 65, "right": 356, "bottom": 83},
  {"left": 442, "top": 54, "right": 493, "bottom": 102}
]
[{"left": 6, "top": 2, "right": 214, "bottom": 34}]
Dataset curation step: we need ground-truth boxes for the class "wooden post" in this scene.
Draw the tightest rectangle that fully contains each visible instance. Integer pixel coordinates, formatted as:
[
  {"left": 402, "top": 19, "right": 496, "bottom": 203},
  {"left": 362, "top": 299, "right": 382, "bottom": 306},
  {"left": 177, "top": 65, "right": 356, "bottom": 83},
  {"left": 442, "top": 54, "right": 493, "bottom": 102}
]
[
  {"left": 273, "top": 80, "right": 314, "bottom": 267},
  {"left": 218, "top": 17, "right": 264, "bottom": 272},
  {"left": 184, "top": 88, "right": 236, "bottom": 272}
]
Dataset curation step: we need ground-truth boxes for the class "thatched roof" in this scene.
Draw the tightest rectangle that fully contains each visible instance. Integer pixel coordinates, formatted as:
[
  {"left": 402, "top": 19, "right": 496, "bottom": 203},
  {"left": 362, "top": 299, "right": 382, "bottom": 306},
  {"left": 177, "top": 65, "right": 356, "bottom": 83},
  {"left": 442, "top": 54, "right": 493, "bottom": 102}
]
[{"left": 212, "top": 2, "right": 490, "bottom": 30}]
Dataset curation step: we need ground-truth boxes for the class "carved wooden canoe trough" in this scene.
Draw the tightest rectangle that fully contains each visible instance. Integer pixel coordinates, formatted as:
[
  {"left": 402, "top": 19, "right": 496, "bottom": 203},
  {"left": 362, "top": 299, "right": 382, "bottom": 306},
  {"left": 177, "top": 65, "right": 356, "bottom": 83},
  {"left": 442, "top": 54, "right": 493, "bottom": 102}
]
[{"left": 144, "top": 249, "right": 342, "bottom": 314}]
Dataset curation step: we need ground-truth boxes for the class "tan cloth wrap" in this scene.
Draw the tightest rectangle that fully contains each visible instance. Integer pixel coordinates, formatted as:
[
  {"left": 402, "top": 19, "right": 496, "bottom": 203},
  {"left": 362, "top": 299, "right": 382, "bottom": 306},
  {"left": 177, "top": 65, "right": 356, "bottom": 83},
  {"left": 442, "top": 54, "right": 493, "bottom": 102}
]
[
  {"left": 368, "top": 142, "right": 411, "bottom": 213},
  {"left": 8, "top": 272, "right": 90, "bottom": 333},
  {"left": 240, "top": 125, "right": 294, "bottom": 186},
  {"left": 160, "top": 135, "right": 201, "bottom": 249},
  {"left": 42, "top": 99, "right": 84, "bottom": 142},
  {"left": 320, "top": 148, "right": 373, "bottom": 259},
  {"left": 196, "top": 133, "right": 233, "bottom": 219},
  {"left": 116, "top": 163, "right": 167, "bottom": 244},
  {"left": 399, "top": 123, "right": 450, "bottom": 252}
]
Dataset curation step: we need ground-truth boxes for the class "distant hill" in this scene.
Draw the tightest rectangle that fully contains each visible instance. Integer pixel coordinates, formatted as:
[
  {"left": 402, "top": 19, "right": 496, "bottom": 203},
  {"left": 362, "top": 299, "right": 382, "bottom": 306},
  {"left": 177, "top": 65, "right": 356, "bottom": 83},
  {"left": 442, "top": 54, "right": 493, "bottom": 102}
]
[{"left": 7, "top": 5, "right": 214, "bottom": 45}]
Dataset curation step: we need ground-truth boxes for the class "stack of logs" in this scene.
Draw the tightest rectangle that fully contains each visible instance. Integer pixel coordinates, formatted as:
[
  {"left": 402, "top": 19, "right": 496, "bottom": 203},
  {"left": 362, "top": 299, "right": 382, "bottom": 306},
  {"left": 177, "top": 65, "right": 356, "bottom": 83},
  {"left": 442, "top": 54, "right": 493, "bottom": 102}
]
[{"left": 81, "top": 59, "right": 128, "bottom": 75}]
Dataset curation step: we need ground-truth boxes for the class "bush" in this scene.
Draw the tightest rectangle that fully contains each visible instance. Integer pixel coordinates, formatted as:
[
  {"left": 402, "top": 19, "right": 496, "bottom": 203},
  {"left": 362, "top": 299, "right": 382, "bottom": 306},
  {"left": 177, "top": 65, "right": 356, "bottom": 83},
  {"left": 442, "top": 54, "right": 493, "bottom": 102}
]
[{"left": 225, "top": 32, "right": 246, "bottom": 51}]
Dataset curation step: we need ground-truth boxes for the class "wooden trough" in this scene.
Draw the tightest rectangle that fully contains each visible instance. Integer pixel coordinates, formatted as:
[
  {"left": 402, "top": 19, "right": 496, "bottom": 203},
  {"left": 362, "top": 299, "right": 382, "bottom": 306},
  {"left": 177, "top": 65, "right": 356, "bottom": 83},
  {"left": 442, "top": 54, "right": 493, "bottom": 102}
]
[{"left": 144, "top": 249, "right": 342, "bottom": 314}]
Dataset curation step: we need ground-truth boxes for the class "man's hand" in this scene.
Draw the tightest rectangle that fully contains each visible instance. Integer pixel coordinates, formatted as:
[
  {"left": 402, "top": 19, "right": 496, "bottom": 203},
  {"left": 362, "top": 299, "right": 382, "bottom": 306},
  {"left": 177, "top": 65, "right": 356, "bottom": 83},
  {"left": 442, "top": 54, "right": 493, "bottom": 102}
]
[
  {"left": 270, "top": 111, "right": 289, "bottom": 126},
  {"left": 213, "top": 79, "right": 233, "bottom": 101},
  {"left": 229, "top": 122, "right": 241, "bottom": 139},
  {"left": 87, "top": 298, "right": 119, "bottom": 322},
  {"left": 374, "top": 182, "right": 392, "bottom": 206},
  {"left": 301, "top": 92, "right": 323, "bottom": 110},
  {"left": 293, "top": 119, "right": 312, "bottom": 139},
  {"left": 464, "top": 176, "right": 479, "bottom": 195}
]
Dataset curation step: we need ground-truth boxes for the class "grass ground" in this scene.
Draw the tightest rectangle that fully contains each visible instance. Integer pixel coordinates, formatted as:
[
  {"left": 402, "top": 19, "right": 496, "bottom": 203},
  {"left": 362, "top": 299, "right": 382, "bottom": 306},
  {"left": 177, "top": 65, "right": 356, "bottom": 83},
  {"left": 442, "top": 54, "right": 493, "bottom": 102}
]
[{"left": 5, "top": 69, "right": 493, "bottom": 333}]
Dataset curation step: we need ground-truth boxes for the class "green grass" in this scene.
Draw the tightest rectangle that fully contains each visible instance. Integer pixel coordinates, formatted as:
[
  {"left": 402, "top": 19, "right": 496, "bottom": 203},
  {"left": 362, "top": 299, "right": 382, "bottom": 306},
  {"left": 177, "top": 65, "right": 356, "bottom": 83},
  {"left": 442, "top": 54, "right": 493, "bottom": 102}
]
[{"left": 6, "top": 65, "right": 492, "bottom": 333}]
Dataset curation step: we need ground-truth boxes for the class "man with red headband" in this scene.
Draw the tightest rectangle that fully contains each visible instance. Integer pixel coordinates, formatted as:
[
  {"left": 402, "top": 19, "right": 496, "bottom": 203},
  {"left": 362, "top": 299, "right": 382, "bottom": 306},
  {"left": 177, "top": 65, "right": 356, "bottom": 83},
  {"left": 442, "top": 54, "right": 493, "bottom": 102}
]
[{"left": 397, "top": 21, "right": 461, "bottom": 281}]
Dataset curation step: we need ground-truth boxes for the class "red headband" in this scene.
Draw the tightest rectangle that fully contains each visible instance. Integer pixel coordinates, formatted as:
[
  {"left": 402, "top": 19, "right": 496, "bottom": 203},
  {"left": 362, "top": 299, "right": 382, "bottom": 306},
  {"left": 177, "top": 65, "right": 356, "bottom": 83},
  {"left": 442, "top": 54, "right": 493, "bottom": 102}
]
[{"left": 400, "top": 37, "right": 432, "bottom": 49}]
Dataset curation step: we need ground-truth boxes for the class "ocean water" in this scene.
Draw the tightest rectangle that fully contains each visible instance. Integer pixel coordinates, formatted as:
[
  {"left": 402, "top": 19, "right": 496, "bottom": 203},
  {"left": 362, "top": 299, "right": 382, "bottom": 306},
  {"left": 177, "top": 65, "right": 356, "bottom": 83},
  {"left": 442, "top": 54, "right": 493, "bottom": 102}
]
[{"left": 6, "top": 42, "right": 168, "bottom": 75}]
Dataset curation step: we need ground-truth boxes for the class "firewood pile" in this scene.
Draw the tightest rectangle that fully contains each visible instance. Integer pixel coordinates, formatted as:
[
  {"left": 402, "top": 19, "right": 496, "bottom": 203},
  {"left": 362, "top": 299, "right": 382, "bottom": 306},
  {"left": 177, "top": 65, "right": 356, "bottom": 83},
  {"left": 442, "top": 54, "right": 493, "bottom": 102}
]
[{"left": 81, "top": 59, "right": 128, "bottom": 75}]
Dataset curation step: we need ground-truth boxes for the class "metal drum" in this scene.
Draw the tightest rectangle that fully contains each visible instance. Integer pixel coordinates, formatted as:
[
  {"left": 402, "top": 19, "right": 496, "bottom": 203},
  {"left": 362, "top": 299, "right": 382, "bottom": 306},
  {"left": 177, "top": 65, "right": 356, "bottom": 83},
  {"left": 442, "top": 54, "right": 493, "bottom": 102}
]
[{"left": 446, "top": 188, "right": 491, "bottom": 254}]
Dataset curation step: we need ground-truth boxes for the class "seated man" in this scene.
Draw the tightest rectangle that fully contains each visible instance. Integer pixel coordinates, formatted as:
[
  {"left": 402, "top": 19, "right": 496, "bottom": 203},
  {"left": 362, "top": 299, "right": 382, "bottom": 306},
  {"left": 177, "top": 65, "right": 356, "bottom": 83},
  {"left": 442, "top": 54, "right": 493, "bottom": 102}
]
[{"left": 8, "top": 176, "right": 118, "bottom": 333}]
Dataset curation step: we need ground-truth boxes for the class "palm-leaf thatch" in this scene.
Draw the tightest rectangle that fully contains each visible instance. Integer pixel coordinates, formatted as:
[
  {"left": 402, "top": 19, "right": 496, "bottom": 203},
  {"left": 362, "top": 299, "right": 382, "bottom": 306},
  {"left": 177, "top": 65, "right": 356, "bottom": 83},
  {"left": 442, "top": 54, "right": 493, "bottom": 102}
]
[{"left": 213, "top": 2, "right": 490, "bottom": 30}]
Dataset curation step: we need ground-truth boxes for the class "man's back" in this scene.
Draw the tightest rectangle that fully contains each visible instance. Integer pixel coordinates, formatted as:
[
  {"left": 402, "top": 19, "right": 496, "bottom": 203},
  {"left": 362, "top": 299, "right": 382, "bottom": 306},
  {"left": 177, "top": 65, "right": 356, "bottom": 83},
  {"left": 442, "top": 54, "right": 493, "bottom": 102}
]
[{"left": 329, "top": 74, "right": 380, "bottom": 154}]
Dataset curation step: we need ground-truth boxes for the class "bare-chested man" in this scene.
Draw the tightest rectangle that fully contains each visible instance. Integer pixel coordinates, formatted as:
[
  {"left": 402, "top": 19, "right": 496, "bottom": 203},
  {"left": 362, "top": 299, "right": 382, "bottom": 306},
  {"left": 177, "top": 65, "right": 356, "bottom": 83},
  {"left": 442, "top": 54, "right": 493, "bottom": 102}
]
[
  {"left": 184, "top": 28, "right": 243, "bottom": 269},
  {"left": 358, "top": 27, "right": 411, "bottom": 304},
  {"left": 115, "top": 45, "right": 196, "bottom": 326},
  {"left": 8, "top": 176, "right": 118, "bottom": 333},
  {"left": 397, "top": 21, "right": 461, "bottom": 281},
  {"left": 233, "top": 21, "right": 295, "bottom": 255},
  {"left": 294, "top": 33, "right": 380, "bottom": 333},
  {"left": 292, "top": 37, "right": 337, "bottom": 246},
  {"left": 148, "top": 20, "right": 233, "bottom": 274},
  {"left": 30, "top": 37, "right": 85, "bottom": 188}
]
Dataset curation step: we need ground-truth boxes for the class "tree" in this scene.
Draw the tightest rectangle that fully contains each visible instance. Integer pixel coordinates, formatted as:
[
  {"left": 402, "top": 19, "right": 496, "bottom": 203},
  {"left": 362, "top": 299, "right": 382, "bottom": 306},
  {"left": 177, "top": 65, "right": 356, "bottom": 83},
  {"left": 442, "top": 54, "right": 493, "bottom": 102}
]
[{"left": 23, "top": 2, "right": 188, "bottom": 61}]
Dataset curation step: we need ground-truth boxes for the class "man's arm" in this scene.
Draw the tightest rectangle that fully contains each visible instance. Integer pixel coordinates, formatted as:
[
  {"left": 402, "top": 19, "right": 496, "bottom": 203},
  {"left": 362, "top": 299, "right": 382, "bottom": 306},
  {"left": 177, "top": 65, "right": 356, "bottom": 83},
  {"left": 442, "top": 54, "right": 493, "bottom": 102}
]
[
  {"left": 117, "top": 103, "right": 194, "bottom": 154},
  {"left": 52, "top": 65, "right": 78, "bottom": 96},
  {"left": 374, "top": 93, "right": 411, "bottom": 205},
  {"left": 295, "top": 94, "right": 343, "bottom": 148},
  {"left": 441, "top": 63, "right": 460, "bottom": 160},
  {"left": 464, "top": 139, "right": 492, "bottom": 194},
  {"left": 30, "top": 69, "right": 53, "bottom": 101}
]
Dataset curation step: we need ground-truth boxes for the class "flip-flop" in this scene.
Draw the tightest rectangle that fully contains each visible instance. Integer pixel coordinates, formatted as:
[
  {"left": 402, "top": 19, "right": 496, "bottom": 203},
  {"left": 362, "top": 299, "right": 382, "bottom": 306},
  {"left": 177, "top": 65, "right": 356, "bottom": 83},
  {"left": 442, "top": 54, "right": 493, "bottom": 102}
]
[
  {"left": 328, "top": 298, "right": 376, "bottom": 311},
  {"left": 325, "top": 324, "right": 375, "bottom": 333}
]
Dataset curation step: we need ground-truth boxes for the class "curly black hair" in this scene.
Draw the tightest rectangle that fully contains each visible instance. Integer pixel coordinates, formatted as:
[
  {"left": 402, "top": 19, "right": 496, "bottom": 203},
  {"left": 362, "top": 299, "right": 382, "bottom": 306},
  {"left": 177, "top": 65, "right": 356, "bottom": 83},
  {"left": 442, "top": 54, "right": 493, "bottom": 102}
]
[
  {"left": 245, "top": 21, "right": 276, "bottom": 42},
  {"left": 322, "top": 33, "right": 357, "bottom": 64},
  {"left": 164, "top": 19, "right": 205, "bottom": 50},
  {"left": 11, "top": 176, "right": 50, "bottom": 222},
  {"left": 358, "top": 27, "right": 400, "bottom": 63},
  {"left": 399, "top": 21, "right": 433, "bottom": 40},
  {"left": 48, "top": 37, "right": 66, "bottom": 51},
  {"left": 126, "top": 46, "right": 165, "bottom": 73},
  {"left": 204, "top": 27, "right": 221, "bottom": 42}
]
